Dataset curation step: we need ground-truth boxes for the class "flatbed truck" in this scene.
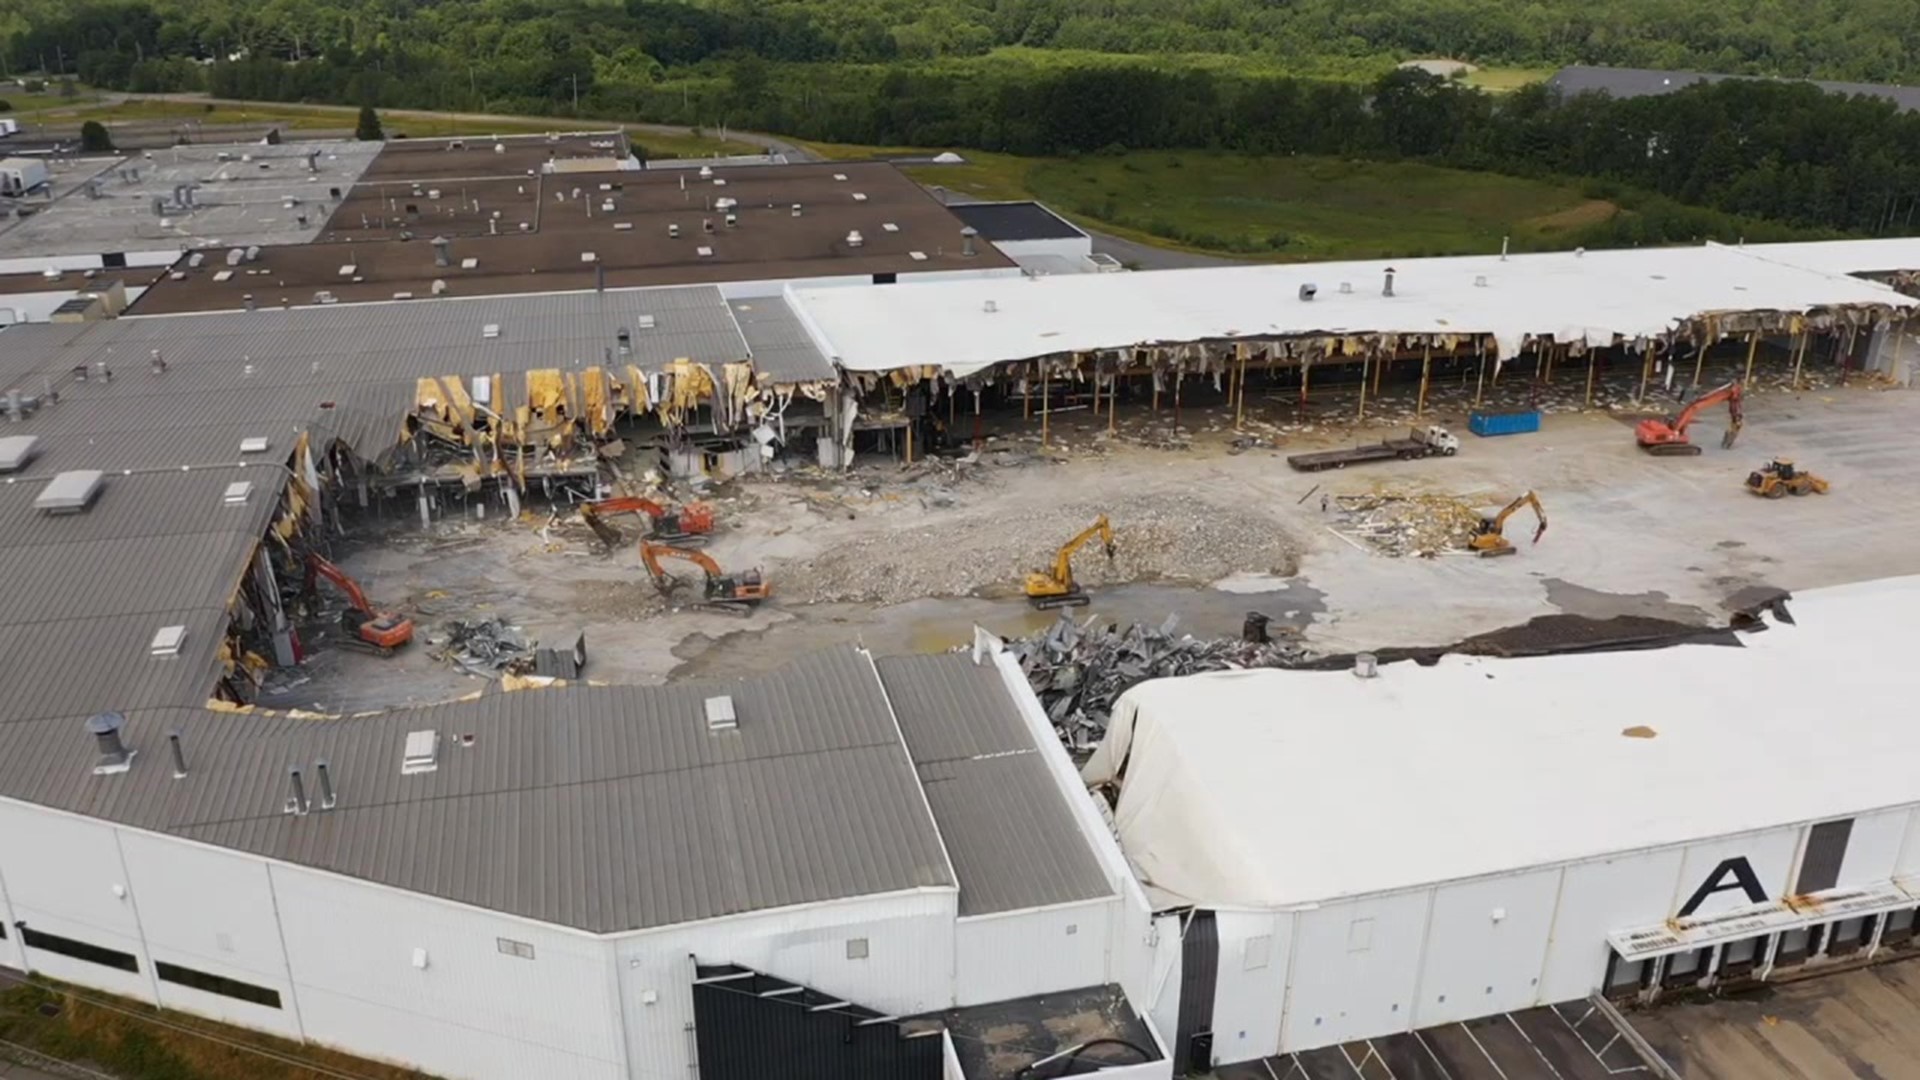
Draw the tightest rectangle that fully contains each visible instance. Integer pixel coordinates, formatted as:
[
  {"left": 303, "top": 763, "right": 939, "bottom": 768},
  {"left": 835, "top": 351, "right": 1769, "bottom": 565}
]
[{"left": 1286, "top": 425, "right": 1460, "bottom": 472}]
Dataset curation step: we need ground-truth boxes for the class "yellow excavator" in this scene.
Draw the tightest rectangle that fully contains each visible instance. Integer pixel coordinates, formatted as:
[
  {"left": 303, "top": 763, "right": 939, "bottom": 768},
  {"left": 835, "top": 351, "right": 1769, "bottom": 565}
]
[
  {"left": 1024, "top": 515, "right": 1116, "bottom": 609},
  {"left": 1469, "top": 491, "right": 1547, "bottom": 558}
]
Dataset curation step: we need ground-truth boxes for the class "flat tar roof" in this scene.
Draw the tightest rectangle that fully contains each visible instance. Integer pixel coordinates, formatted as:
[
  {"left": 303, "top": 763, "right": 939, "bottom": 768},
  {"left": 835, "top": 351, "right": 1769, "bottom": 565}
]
[
  {"left": 1084, "top": 577, "right": 1918, "bottom": 909},
  {"left": 0, "top": 142, "right": 382, "bottom": 261},
  {"left": 792, "top": 241, "right": 1916, "bottom": 376},
  {"left": 131, "top": 160, "right": 1014, "bottom": 313},
  {"left": 949, "top": 201, "right": 1087, "bottom": 242}
]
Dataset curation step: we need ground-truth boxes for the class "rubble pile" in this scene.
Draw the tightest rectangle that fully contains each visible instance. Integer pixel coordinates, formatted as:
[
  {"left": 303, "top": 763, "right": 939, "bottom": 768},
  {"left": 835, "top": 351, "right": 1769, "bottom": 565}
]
[
  {"left": 781, "top": 494, "right": 1300, "bottom": 605},
  {"left": 1330, "top": 491, "right": 1486, "bottom": 558},
  {"left": 1010, "top": 613, "right": 1310, "bottom": 756},
  {"left": 435, "top": 617, "right": 533, "bottom": 678}
]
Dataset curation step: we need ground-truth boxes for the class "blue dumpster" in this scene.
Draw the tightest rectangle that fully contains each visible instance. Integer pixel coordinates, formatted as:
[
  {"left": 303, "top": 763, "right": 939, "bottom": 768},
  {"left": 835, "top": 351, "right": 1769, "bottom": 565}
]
[{"left": 1469, "top": 408, "right": 1541, "bottom": 437}]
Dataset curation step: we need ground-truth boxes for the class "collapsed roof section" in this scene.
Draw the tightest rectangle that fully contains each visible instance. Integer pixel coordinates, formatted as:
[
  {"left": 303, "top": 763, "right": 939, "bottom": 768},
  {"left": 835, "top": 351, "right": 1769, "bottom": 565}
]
[{"left": 790, "top": 241, "right": 1919, "bottom": 382}]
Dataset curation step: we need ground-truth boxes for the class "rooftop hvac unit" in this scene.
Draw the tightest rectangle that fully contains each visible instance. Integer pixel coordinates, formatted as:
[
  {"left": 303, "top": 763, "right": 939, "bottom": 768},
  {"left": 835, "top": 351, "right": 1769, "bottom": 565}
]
[
  {"left": 0, "top": 435, "right": 40, "bottom": 472},
  {"left": 36, "top": 470, "right": 103, "bottom": 515},
  {"left": 223, "top": 481, "right": 253, "bottom": 505},
  {"left": 240, "top": 436, "right": 270, "bottom": 454},
  {"left": 705, "top": 695, "right": 738, "bottom": 732}
]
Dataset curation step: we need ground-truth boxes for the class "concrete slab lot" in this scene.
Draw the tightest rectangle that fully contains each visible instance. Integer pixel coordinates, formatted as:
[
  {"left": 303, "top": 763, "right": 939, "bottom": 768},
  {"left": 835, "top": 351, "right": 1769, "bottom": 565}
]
[
  {"left": 1215, "top": 1004, "right": 1649, "bottom": 1080},
  {"left": 1629, "top": 959, "right": 1920, "bottom": 1079}
]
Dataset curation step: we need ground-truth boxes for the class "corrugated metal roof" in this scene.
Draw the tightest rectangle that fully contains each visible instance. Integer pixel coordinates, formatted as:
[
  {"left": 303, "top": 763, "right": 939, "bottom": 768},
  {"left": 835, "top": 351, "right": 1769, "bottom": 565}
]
[
  {"left": 729, "top": 299, "right": 836, "bottom": 383},
  {"left": 0, "top": 648, "right": 963, "bottom": 933},
  {"left": 878, "top": 653, "right": 1111, "bottom": 917}
]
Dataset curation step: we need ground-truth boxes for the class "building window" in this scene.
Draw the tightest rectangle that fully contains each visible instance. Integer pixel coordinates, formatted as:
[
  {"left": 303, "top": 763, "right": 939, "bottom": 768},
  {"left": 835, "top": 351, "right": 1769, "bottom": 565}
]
[
  {"left": 19, "top": 927, "right": 138, "bottom": 973},
  {"left": 496, "top": 938, "right": 536, "bottom": 960},
  {"left": 845, "top": 937, "right": 870, "bottom": 960},
  {"left": 155, "top": 962, "right": 282, "bottom": 1009}
]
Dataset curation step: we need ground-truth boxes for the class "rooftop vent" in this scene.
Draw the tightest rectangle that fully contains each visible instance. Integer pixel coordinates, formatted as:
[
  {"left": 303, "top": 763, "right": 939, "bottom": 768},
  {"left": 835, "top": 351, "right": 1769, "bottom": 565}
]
[
  {"left": 1298, "top": 283, "right": 1317, "bottom": 301},
  {"left": 909, "top": 251, "right": 928, "bottom": 261},
  {"left": 699, "top": 166, "right": 713, "bottom": 179},
  {"left": 482, "top": 323, "right": 501, "bottom": 340},
  {"left": 168, "top": 731, "right": 188, "bottom": 778},
  {"left": 851, "top": 192, "right": 867, "bottom": 202},
  {"left": 696, "top": 246, "right": 713, "bottom": 258},
  {"left": 832, "top": 173, "right": 848, "bottom": 182},
  {"left": 668, "top": 224, "right": 681, "bottom": 238},
  {"left": 705, "top": 695, "right": 738, "bottom": 732},
  {"left": 960, "top": 225, "right": 978, "bottom": 258},
  {"left": 1353, "top": 652, "right": 1379, "bottom": 679},
  {"left": 882, "top": 223, "right": 900, "bottom": 233},
  {"left": 0, "top": 434, "right": 40, "bottom": 472},
  {"left": 150, "top": 625, "right": 187, "bottom": 656},
  {"left": 401, "top": 729, "right": 440, "bottom": 775},
  {"left": 240, "top": 436, "right": 270, "bottom": 454},
  {"left": 431, "top": 236, "right": 450, "bottom": 268},
  {"left": 223, "top": 481, "right": 253, "bottom": 505},
  {"left": 1382, "top": 267, "right": 1396, "bottom": 297},
  {"left": 636, "top": 315, "right": 656, "bottom": 330},
  {"left": 1338, "top": 281, "right": 1353, "bottom": 294},
  {"left": 36, "top": 470, "right": 104, "bottom": 515},
  {"left": 88, "top": 712, "right": 134, "bottom": 775},
  {"left": 791, "top": 204, "right": 802, "bottom": 218},
  {"left": 846, "top": 231, "right": 864, "bottom": 249},
  {"left": 580, "top": 251, "right": 597, "bottom": 263},
  {"left": 1473, "top": 275, "right": 1488, "bottom": 288}
]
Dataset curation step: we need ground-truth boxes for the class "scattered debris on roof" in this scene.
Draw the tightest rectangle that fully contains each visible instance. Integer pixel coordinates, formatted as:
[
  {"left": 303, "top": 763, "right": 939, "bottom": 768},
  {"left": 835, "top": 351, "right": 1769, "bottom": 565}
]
[{"left": 1009, "top": 612, "right": 1309, "bottom": 757}]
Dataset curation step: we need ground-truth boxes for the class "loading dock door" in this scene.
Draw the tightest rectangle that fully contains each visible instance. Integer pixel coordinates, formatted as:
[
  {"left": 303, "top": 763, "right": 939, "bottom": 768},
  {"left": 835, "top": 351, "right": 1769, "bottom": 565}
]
[{"left": 1175, "top": 910, "right": 1218, "bottom": 1073}]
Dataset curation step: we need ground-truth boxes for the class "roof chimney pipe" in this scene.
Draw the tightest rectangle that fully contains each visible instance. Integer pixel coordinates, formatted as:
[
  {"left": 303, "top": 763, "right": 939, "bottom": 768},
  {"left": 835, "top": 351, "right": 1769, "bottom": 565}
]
[
  {"left": 88, "top": 712, "right": 134, "bottom": 775},
  {"left": 1500, "top": 235, "right": 1509, "bottom": 262},
  {"left": 285, "top": 766, "right": 309, "bottom": 816},
  {"left": 315, "top": 759, "right": 337, "bottom": 810},
  {"left": 595, "top": 262, "right": 605, "bottom": 293},
  {"left": 431, "top": 236, "right": 450, "bottom": 268},
  {"left": 1383, "top": 267, "right": 1396, "bottom": 297},
  {"left": 960, "top": 226, "right": 978, "bottom": 258},
  {"left": 167, "top": 730, "right": 188, "bottom": 778}
]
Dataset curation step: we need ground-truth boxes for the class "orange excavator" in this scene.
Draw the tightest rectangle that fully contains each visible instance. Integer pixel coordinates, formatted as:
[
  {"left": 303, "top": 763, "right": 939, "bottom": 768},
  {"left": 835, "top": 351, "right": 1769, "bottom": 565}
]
[
  {"left": 640, "top": 541, "right": 770, "bottom": 615},
  {"left": 581, "top": 495, "right": 715, "bottom": 549},
  {"left": 303, "top": 554, "right": 415, "bottom": 656},
  {"left": 1636, "top": 380, "right": 1744, "bottom": 455}
]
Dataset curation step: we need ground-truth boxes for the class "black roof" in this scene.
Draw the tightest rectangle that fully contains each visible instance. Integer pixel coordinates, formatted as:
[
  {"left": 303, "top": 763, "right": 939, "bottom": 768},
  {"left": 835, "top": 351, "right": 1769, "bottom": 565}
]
[
  {"left": 1548, "top": 65, "right": 1920, "bottom": 113},
  {"left": 949, "top": 201, "right": 1086, "bottom": 242}
]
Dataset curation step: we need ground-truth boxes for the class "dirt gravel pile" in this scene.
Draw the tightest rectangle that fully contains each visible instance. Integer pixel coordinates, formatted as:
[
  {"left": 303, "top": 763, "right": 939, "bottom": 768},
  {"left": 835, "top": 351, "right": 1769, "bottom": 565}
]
[{"left": 779, "top": 493, "right": 1300, "bottom": 604}]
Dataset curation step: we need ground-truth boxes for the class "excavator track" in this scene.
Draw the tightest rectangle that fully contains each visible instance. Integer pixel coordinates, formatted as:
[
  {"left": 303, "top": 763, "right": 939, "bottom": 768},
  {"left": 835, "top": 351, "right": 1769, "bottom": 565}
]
[
  {"left": 1646, "top": 443, "right": 1704, "bottom": 456},
  {"left": 1030, "top": 593, "right": 1091, "bottom": 610}
]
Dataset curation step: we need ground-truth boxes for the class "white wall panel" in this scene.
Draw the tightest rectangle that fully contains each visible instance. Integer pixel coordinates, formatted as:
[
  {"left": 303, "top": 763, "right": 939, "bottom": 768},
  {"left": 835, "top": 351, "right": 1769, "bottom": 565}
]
[
  {"left": 1537, "top": 848, "right": 1685, "bottom": 1003},
  {"left": 1209, "top": 910, "right": 1291, "bottom": 1064},
  {"left": 1414, "top": 869, "right": 1560, "bottom": 1026},
  {"left": 954, "top": 901, "right": 1112, "bottom": 1006},
  {"left": 118, "top": 833, "right": 300, "bottom": 1038},
  {"left": 1838, "top": 809, "right": 1908, "bottom": 886},
  {"left": 617, "top": 890, "right": 956, "bottom": 1080},
  {"left": 1281, "top": 891, "right": 1428, "bottom": 1051},
  {"left": 1676, "top": 828, "right": 1799, "bottom": 916},
  {"left": 271, "top": 864, "right": 625, "bottom": 1080},
  {"left": 0, "top": 802, "right": 152, "bottom": 1001}
]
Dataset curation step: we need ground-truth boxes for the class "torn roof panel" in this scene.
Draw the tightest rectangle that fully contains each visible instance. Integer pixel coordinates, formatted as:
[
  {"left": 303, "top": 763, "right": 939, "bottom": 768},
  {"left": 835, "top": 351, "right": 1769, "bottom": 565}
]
[{"left": 791, "top": 241, "right": 1918, "bottom": 377}]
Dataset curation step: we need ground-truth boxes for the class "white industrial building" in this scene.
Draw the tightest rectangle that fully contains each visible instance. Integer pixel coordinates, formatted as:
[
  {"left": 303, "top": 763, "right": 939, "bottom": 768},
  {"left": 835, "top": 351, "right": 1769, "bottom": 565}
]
[
  {"left": 1083, "top": 577, "right": 1920, "bottom": 1073},
  {"left": 0, "top": 634, "right": 1170, "bottom": 1080}
]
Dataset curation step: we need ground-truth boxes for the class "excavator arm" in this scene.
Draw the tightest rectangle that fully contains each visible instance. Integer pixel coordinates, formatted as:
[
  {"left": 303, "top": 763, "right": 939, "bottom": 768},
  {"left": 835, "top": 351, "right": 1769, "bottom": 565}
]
[
  {"left": 1671, "top": 381, "right": 1744, "bottom": 440},
  {"left": 1049, "top": 515, "right": 1116, "bottom": 585},
  {"left": 583, "top": 495, "right": 715, "bottom": 550},
  {"left": 305, "top": 554, "right": 372, "bottom": 613},
  {"left": 1637, "top": 380, "right": 1743, "bottom": 454},
  {"left": 1494, "top": 491, "right": 1548, "bottom": 544},
  {"left": 640, "top": 540, "right": 724, "bottom": 592}
]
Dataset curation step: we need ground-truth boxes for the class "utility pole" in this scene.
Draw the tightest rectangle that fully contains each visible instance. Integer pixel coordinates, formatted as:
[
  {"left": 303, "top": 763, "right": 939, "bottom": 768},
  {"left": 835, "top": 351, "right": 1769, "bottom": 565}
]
[{"left": 572, "top": 73, "right": 579, "bottom": 113}]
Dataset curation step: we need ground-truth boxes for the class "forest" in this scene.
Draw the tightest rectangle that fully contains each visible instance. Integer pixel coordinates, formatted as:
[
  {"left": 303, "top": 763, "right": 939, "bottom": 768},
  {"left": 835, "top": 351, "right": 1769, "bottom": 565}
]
[{"left": 8, "top": 0, "right": 1920, "bottom": 248}]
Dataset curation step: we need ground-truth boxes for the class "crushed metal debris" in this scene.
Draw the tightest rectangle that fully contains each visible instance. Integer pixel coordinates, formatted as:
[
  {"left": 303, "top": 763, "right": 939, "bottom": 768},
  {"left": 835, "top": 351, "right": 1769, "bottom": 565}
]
[
  {"left": 435, "top": 617, "right": 533, "bottom": 678},
  {"left": 1009, "top": 612, "right": 1310, "bottom": 757}
]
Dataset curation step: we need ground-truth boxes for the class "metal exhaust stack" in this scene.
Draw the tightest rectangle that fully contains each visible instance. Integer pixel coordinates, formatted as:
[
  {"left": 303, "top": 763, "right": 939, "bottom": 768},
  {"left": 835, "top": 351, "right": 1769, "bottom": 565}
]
[
  {"left": 285, "top": 766, "right": 309, "bottom": 816},
  {"left": 315, "top": 759, "right": 337, "bottom": 810},
  {"left": 167, "top": 731, "right": 188, "bottom": 779},
  {"left": 1383, "top": 267, "right": 1396, "bottom": 297},
  {"left": 432, "top": 236, "right": 450, "bottom": 268},
  {"left": 960, "top": 226, "right": 978, "bottom": 258},
  {"left": 88, "top": 712, "right": 134, "bottom": 775}
]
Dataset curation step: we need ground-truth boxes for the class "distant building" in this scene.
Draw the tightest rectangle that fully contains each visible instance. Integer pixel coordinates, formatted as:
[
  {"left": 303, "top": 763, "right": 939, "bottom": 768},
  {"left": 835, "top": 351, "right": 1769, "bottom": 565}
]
[{"left": 1548, "top": 65, "right": 1920, "bottom": 113}]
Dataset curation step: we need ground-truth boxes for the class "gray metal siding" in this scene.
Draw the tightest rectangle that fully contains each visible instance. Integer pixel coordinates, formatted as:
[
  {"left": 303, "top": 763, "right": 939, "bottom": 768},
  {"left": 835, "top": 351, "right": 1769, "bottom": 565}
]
[{"left": 878, "top": 653, "right": 1111, "bottom": 917}]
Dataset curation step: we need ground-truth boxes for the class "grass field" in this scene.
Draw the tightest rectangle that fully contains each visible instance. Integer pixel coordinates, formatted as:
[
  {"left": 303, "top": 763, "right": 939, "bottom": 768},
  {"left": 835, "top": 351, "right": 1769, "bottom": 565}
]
[
  {"left": 865, "top": 142, "right": 1618, "bottom": 261},
  {"left": 1464, "top": 66, "right": 1556, "bottom": 92},
  {"left": 1026, "top": 152, "right": 1613, "bottom": 259}
]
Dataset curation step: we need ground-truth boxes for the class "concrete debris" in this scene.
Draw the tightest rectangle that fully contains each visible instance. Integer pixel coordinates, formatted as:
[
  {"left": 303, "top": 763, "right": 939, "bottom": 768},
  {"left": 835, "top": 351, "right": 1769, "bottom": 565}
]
[
  {"left": 780, "top": 494, "right": 1300, "bottom": 605},
  {"left": 1009, "top": 612, "right": 1309, "bottom": 757},
  {"left": 436, "top": 617, "right": 533, "bottom": 678},
  {"left": 1330, "top": 491, "right": 1486, "bottom": 557}
]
